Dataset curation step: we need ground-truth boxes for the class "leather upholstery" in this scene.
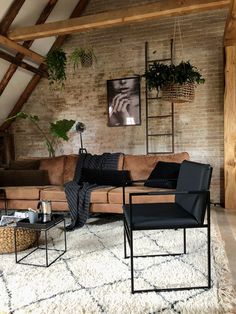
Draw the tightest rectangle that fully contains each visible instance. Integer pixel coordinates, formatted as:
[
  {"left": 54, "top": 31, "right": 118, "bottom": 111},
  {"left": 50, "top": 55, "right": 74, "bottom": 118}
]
[
  {"left": 123, "top": 152, "right": 189, "bottom": 181},
  {"left": 1, "top": 152, "right": 189, "bottom": 213},
  {"left": 39, "top": 155, "right": 65, "bottom": 185},
  {"left": 41, "top": 186, "right": 115, "bottom": 203},
  {"left": 4, "top": 186, "right": 41, "bottom": 200},
  {"left": 124, "top": 203, "right": 198, "bottom": 229},
  {"left": 108, "top": 186, "right": 174, "bottom": 204},
  {"left": 176, "top": 160, "right": 212, "bottom": 224},
  {"left": 63, "top": 155, "right": 78, "bottom": 183}
]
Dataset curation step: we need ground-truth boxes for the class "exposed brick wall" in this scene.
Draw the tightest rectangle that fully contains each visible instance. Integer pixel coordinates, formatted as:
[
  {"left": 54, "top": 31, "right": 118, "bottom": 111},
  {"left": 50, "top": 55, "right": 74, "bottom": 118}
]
[{"left": 12, "top": 2, "right": 228, "bottom": 203}]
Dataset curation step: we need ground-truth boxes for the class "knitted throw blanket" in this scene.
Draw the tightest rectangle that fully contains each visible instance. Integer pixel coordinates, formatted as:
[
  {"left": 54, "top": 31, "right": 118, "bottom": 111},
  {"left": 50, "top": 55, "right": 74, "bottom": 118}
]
[{"left": 64, "top": 153, "right": 121, "bottom": 230}]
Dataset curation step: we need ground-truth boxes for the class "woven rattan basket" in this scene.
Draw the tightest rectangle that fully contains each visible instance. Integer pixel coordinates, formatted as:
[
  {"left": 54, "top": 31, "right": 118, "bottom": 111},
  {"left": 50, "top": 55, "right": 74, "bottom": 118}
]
[
  {"left": 162, "top": 82, "right": 195, "bottom": 103},
  {"left": 0, "top": 226, "right": 38, "bottom": 254}
]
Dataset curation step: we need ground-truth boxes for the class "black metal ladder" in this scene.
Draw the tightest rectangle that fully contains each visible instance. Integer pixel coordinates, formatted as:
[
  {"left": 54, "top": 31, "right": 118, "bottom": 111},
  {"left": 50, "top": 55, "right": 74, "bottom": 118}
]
[{"left": 145, "top": 40, "right": 175, "bottom": 154}]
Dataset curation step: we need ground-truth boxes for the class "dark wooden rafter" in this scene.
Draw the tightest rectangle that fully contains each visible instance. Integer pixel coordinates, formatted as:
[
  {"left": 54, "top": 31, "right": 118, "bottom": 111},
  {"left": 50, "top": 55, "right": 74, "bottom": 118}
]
[
  {"left": 0, "top": 50, "right": 47, "bottom": 77},
  {"left": 0, "top": 0, "right": 25, "bottom": 35},
  {"left": 0, "top": 0, "right": 91, "bottom": 131},
  {"left": 0, "top": 0, "right": 58, "bottom": 96}
]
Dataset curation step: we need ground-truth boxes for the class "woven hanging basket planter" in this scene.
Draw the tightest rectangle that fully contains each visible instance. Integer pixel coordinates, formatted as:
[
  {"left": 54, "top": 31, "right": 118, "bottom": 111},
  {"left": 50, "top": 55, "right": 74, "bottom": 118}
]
[
  {"left": 162, "top": 82, "right": 195, "bottom": 103},
  {"left": 0, "top": 226, "right": 39, "bottom": 254}
]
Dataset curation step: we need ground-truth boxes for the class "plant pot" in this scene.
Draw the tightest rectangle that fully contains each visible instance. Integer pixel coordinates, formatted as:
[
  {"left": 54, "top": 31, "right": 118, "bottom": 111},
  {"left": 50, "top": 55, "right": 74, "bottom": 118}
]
[
  {"left": 161, "top": 82, "right": 195, "bottom": 103},
  {"left": 80, "top": 52, "right": 93, "bottom": 68}
]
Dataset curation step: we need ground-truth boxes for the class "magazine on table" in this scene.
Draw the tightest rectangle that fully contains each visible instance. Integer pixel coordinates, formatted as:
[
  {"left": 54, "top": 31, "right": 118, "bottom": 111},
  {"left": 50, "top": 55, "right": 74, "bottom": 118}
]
[{"left": 0, "top": 211, "right": 29, "bottom": 226}]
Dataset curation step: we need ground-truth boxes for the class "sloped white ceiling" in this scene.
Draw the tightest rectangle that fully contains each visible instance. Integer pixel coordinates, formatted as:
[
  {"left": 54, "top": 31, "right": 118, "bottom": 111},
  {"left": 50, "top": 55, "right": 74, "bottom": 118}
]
[{"left": 0, "top": 0, "right": 80, "bottom": 126}]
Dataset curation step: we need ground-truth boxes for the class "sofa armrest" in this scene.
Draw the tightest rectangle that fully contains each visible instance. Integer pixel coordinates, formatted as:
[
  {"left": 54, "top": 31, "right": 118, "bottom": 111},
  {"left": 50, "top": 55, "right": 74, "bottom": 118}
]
[{"left": 0, "top": 170, "right": 50, "bottom": 187}]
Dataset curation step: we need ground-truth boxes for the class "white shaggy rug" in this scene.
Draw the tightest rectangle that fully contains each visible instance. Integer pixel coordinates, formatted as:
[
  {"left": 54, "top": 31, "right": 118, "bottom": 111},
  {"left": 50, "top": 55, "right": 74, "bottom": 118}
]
[{"left": 0, "top": 214, "right": 235, "bottom": 314}]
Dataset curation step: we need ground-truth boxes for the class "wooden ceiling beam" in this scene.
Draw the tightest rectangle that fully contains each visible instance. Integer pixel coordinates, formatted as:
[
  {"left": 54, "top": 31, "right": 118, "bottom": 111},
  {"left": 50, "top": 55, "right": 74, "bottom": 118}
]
[
  {"left": 224, "top": 0, "right": 236, "bottom": 46},
  {"left": 0, "top": 0, "right": 58, "bottom": 97},
  {"left": 0, "top": 0, "right": 25, "bottom": 35},
  {"left": 0, "top": 0, "right": 91, "bottom": 131},
  {"left": 0, "top": 50, "right": 47, "bottom": 77},
  {"left": 7, "top": 0, "right": 230, "bottom": 41},
  {"left": 0, "top": 34, "right": 44, "bottom": 64}
]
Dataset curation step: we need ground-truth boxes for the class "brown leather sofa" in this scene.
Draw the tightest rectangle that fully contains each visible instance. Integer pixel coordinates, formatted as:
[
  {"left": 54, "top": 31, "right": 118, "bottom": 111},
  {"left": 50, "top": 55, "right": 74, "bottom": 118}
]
[{"left": 0, "top": 152, "right": 189, "bottom": 213}]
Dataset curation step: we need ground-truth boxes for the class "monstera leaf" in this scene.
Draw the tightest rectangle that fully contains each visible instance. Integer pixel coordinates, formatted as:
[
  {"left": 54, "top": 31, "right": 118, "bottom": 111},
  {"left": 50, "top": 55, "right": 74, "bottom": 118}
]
[
  {"left": 50, "top": 119, "right": 75, "bottom": 141},
  {"left": 6, "top": 112, "right": 76, "bottom": 157}
]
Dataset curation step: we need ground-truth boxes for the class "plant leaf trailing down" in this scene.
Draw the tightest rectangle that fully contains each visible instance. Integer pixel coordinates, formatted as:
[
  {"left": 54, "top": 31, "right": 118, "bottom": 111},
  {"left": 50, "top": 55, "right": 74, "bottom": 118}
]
[
  {"left": 45, "top": 49, "right": 67, "bottom": 88},
  {"left": 144, "top": 61, "right": 205, "bottom": 93},
  {"left": 6, "top": 112, "right": 75, "bottom": 157}
]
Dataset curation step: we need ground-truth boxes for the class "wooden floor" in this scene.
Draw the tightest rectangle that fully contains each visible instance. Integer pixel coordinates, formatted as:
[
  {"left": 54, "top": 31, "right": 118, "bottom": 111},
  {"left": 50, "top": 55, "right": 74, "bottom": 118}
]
[{"left": 214, "top": 206, "right": 236, "bottom": 293}]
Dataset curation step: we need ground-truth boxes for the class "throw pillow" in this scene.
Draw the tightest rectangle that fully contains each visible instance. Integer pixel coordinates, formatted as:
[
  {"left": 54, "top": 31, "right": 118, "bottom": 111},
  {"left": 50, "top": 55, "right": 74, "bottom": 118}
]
[
  {"left": 80, "top": 168, "right": 130, "bottom": 186},
  {"left": 144, "top": 161, "right": 181, "bottom": 189}
]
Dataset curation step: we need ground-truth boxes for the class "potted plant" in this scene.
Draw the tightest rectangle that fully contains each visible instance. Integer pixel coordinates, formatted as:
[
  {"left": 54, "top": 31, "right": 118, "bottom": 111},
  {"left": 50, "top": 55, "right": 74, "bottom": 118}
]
[
  {"left": 45, "top": 48, "right": 67, "bottom": 88},
  {"left": 144, "top": 61, "right": 205, "bottom": 103},
  {"left": 6, "top": 112, "right": 75, "bottom": 157},
  {"left": 70, "top": 47, "right": 96, "bottom": 70}
]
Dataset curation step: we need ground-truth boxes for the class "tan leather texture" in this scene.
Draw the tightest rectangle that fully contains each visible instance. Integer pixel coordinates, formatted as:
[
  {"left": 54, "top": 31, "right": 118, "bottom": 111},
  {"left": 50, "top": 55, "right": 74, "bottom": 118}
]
[
  {"left": 123, "top": 152, "right": 189, "bottom": 181},
  {"left": 39, "top": 155, "right": 65, "bottom": 185},
  {"left": 7, "top": 199, "right": 38, "bottom": 210},
  {"left": 4, "top": 186, "right": 40, "bottom": 200},
  {"left": 108, "top": 186, "right": 175, "bottom": 204},
  {"left": 63, "top": 155, "right": 78, "bottom": 183},
  {"left": 90, "top": 203, "right": 122, "bottom": 213}
]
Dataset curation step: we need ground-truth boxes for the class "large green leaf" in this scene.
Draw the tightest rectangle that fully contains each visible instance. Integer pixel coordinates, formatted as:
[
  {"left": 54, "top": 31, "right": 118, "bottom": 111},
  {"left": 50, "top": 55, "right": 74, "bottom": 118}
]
[{"left": 50, "top": 119, "right": 75, "bottom": 141}]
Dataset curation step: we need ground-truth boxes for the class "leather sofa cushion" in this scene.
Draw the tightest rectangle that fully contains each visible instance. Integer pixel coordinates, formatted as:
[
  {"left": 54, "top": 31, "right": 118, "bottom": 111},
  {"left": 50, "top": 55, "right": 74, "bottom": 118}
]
[
  {"left": 39, "top": 156, "right": 65, "bottom": 185},
  {"left": 4, "top": 186, "right": 41, "bottom": 200},
  {"left": 123, "top": 152, "right": 189, "bottom": 181},
  {"left": 41, "top": 186, "right": 115, "bottom": 203},
  {"left": 6, "top": 199, "right": 38, "bottom": 210},
  {"left": 108, "top": 186, "right": 175, "bottom": 204},
  {"left": 117, "top": 154, "right": 124, "bottom": 170},
  {"left": 63, "top": 155, "right": 78, "bottom": 183},
  {"left": 90, "top": 203, "right": 122, "bottom": 214}
]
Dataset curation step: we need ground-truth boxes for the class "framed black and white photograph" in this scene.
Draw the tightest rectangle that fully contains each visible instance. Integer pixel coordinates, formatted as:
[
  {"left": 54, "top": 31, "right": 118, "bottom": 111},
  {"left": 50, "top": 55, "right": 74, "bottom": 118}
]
[{"left": 107, "top": 76, "right": 141, "bottom": 127}]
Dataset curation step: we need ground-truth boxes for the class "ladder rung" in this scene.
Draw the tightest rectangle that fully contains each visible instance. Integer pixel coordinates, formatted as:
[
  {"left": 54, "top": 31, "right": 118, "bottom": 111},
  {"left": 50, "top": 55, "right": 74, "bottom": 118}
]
[
  {"left": 148, "top": 151, "right": 174, "bottom": 155},
  {"left": 148, "top": 58, "right": 171, "bottom": 63},
  {"left": 148, "top": 133, "right": 173, "bottom": 137},
  {"left": 147, "top": 115, "right": 172, "bottom": 118},
  {"left": 146, "top": 97, "right": 162, "bottom": 100}
]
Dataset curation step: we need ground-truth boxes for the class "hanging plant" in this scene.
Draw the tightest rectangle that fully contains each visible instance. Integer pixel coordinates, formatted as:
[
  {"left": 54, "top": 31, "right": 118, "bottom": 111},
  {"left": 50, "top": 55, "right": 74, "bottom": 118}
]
[
  {"left": 144, "top": 61, "right": 205, "bottom": 103},
  {"left": 70, "top": 47, "right": 96, "bottom": 70},
  {"left": 46, "top": 49, "right": 67, "bottom": 88}
]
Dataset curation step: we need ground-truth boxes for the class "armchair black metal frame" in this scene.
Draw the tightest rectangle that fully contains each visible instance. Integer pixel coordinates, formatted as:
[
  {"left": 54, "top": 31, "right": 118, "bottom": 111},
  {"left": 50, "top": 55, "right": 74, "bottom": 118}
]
[{"left": 122, "top": 160, "right": 212, "bottom": 294}]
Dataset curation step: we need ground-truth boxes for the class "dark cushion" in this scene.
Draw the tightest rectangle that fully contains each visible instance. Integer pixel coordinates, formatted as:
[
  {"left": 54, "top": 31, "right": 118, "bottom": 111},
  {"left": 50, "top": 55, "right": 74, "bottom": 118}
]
[
  {"left": 144, "top": 161, "right": 181, "bottom": 189},
  {"left": 124, "top": 203, "right": 198, "bottom": 229},
  {"left": 0, "top": 170, "right": 50, "bottom": 187},
  {"left": 8, "top": 159, "right": 40, "bottom": 170},
  {"left": 80, "top": 168, "right": 130, "bottom": 186}
]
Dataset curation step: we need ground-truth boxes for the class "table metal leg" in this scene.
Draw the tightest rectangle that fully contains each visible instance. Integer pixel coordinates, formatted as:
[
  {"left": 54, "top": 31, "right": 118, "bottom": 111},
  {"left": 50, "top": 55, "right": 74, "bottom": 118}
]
[
  {"left": 14, "top": 227, "right": 18, "bottom": 263},
  {"left": 45, "top": 230, "right": 48, "bottom": 267}
]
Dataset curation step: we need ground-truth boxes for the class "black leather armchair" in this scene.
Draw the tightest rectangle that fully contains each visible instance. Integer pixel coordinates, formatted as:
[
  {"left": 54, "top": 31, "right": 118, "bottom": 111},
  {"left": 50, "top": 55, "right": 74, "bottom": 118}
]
[{"left": 122, "top": 160, "right": 212, "bottom": 293}]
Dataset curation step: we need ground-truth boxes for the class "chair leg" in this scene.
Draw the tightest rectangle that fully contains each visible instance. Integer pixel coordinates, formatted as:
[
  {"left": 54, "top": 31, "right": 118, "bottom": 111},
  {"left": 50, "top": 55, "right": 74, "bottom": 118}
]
[
  {"left": 130, "top": 229, "right": 134, "bottom": 294},
  {"left": 183, "top": 228, "right": 187, "bottom": 254},
  {"left": 124, "top": 228, "right": 128, "bottom": 259},
  {"left": 207, "top": 223, "right": 211, "bottom": 288}
]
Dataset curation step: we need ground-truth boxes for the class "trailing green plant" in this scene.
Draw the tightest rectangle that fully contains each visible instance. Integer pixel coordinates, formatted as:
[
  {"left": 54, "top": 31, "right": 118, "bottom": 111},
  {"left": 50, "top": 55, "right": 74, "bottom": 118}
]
[
  {"left": 144, "top": 61, "right": 205, "bottom": 93},
  {"left": 6, "top": 112, "right": 75, "bottom": 157},
  {"left": 45, "top": 49, "right": 67, "bottom": 88}
]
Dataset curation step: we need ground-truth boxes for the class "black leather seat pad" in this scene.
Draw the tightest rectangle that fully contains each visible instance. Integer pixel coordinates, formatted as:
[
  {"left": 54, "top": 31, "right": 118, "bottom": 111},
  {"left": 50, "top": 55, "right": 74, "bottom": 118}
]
[{"left": 124, "top": 203, "right": 199, "bottom": 230}]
